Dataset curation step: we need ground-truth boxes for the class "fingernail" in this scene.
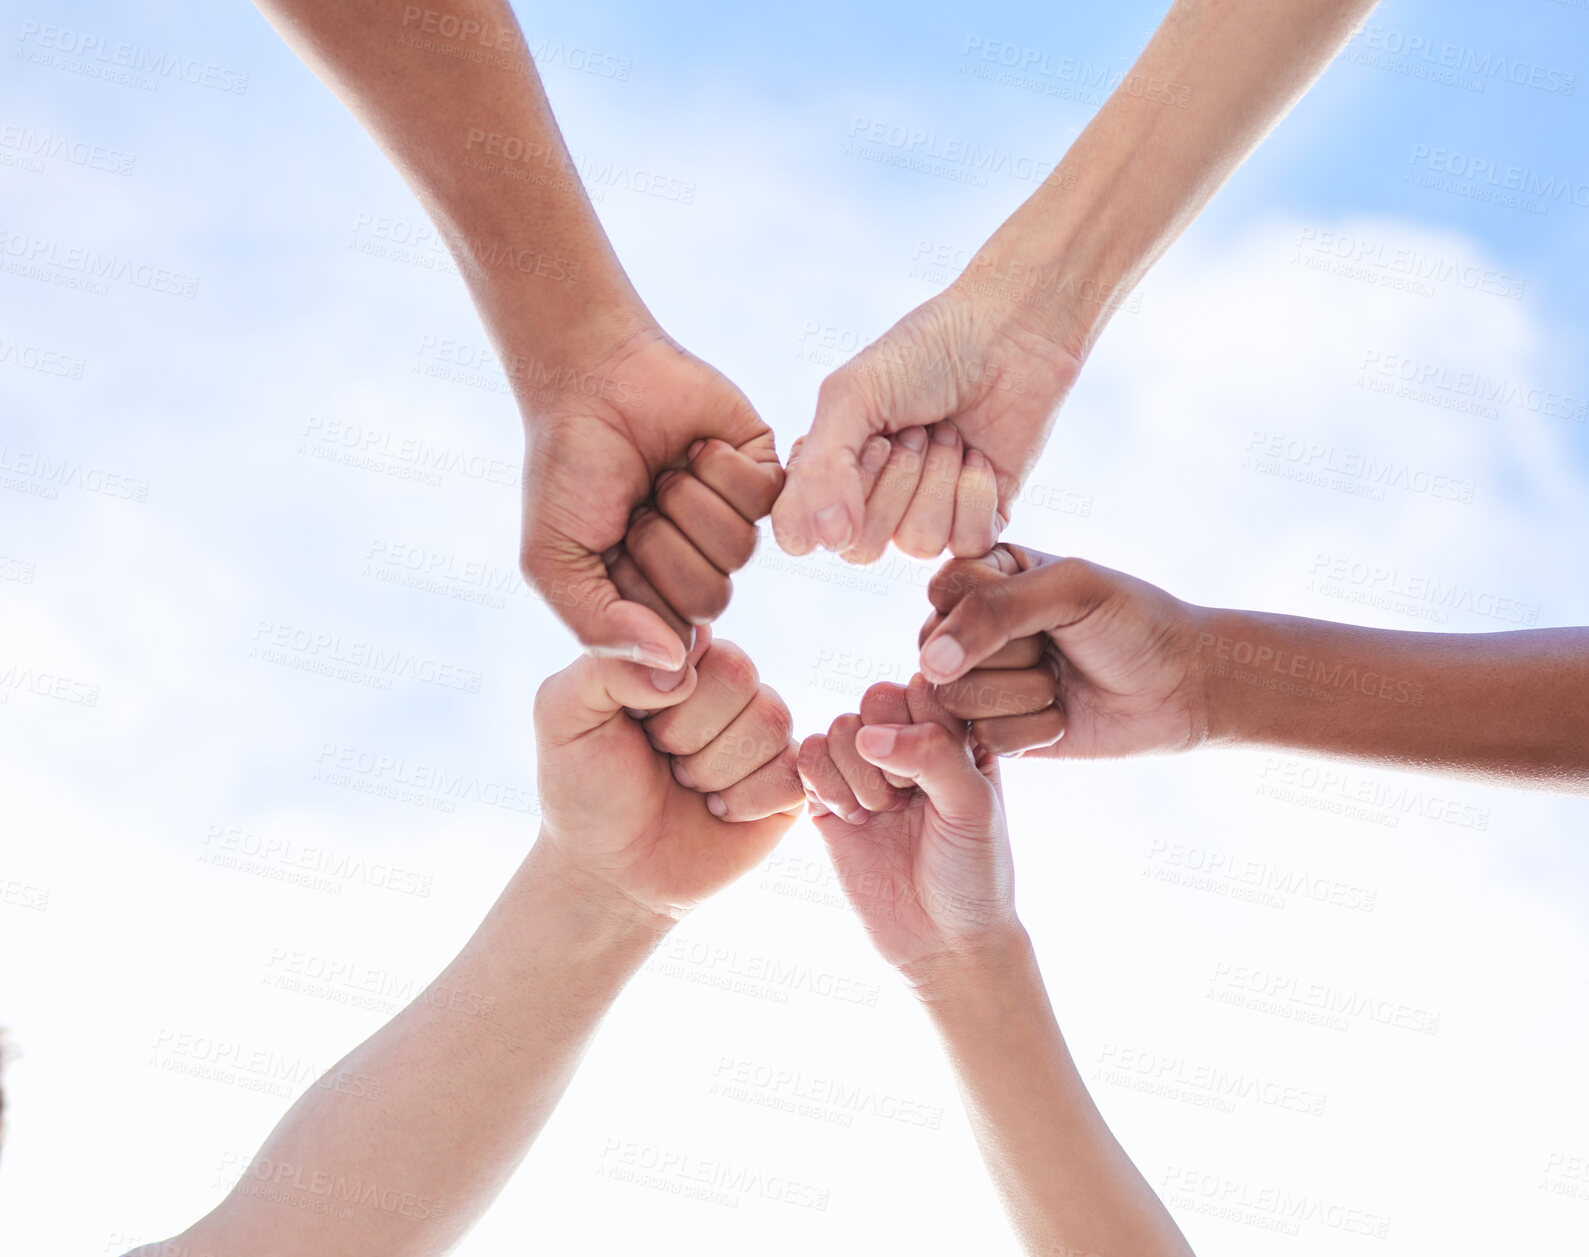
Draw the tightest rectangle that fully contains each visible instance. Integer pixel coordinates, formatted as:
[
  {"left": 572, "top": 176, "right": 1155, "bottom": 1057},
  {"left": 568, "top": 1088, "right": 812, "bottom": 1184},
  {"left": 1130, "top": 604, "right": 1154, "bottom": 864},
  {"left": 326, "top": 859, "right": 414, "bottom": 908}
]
[
  {"left": 965, "top": 448, "right": 986, "bottom": 471},
  {"left": 855, "top": 726, "right": 897, "bottom": 758},
  {"left": 672, "top": 759, "right": 696, "bottom": 788},
  {"left": 844, "top": 807, "right": 870, "bottom": 826},
  {"left": 635, "top": 643, "right": 680, "bottom": 670},
  {"left": 649, "top": 667, "right": 686, "bottom": 693},
  {"left": 706, "top": 793, "right": 727, "bottom": 817},
  {"left": 930, "top": 423, "right": 957, "bottom": 446},
  {"left": 815, "top": 504, "right": 852, "bottom": 549},
  {"left": 900, "top": 427, "right": 927, "bottom": 452},
  {"left": 861, "top": 437, "right": 891, "bottom": 473},
  {"left": 623, "top": 706, "right": 650, "bottom": 720},
  {"left": 921, "top": 635, "right": 965, "bottom": 678},
  {"left": 689, "top": 439, "right": 706, "bottom": 460}
]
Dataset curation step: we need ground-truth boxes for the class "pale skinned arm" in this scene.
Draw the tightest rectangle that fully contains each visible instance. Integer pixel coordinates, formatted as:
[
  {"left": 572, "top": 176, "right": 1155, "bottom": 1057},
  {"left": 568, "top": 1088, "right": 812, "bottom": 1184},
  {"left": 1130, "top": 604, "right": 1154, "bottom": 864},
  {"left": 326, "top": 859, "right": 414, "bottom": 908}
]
[
  {"left": 774, "top": 0, "right": 1381, "bottom": 561},
  {"left": 919, "top": 545, "right": 1589, "bottom": 793},
  {"left": 798, "top": 680, "right": 1193, "bottom": 1257},
  {"left": 254, "top": 0, "right": 783, "bottom": 668},
  {"left": 911, "top": 934, "right": 1194, "bottom": 1257},
  {"left": 133, "top": 637, "right": 802, "bottom": 1256}
]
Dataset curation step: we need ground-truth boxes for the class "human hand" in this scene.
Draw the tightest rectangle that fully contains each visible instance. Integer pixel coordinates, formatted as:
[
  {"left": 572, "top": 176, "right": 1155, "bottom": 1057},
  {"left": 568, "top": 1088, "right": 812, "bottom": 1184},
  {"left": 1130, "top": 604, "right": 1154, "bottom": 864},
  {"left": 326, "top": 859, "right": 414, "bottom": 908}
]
[
  {"left": 534, "top": 628, "right": 803, "bottom": 921},
  {"left": 604, "top": 436, "right": 779, "bottom": 660},
  {"left": 521, "top": 325, "right": 783, "bottom": 670},
  {"left": 771, "top": 282, "right": 1083, "bottom": 563},
  {"left": 919, "top": 545, "right": 1211, "bottom": 759},
  {"left": 917, "top": 549, "right": 1060, "bottom": 755},
  {"left": 797, "top": 678, "right": 1016, "bottom": 975}
]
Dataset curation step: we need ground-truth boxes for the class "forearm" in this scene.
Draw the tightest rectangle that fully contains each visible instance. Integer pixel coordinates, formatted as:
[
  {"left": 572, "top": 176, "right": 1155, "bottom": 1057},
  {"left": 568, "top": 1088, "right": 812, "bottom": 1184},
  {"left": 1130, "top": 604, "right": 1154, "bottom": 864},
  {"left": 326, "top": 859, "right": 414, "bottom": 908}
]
[
  {"left": 172, "top": 838, "right": 668, "bottom": 1257},
  {"left": 253, "top": 0, "right": 651, "bottom": 401},
  {"left": 964, "top": 0, "right": 1377, "bottom": 357},
  {"left": 907, "top": 930, "right": 1193, "bottom": 1257},
  {"left": 1194, "top": 609, "right": 1589, "bottom": 791}
]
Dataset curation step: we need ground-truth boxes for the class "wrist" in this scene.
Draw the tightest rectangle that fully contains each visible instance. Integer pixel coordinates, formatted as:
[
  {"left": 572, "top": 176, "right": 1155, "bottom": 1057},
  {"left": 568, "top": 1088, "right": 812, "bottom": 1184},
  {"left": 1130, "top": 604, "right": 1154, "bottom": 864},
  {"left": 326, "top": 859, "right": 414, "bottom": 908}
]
[
  {"left": 1186, "top": 605, "right": 1270, "bottom": 750},
  {"left": 520, "top": 834, "right": 676, "bottom": 956},
  {"left": 954, "top": 177, "right": 1135, "bottom": 366},
  {"left": 897, "top": 922, "right": 1036, "bottom": 1009},
  {"left": 495, "top": 297, "right": 661, "bottom": 423}
]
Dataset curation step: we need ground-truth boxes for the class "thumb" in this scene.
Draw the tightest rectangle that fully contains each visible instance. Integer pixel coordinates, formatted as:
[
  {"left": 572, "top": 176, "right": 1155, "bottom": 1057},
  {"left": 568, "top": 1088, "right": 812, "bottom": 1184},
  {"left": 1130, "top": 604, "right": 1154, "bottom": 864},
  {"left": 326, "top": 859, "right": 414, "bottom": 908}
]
[
  {"left": 771, "top": 370, "right": 878, "bottom": 556},
  {"left": 925, "top": 546, "right": 1023, "bottom": 618},
  {"left": 534, "top": 652, "right": 699, "bottom": 750},
  {"left": 524, "top": 535, "right": 687, "bottom": 672},
  {"left": 919, "top": 557, "right": 1113, "bottom": 684},
  {"left": 852, "top": 721, "right": 997, "bottom": 832}
]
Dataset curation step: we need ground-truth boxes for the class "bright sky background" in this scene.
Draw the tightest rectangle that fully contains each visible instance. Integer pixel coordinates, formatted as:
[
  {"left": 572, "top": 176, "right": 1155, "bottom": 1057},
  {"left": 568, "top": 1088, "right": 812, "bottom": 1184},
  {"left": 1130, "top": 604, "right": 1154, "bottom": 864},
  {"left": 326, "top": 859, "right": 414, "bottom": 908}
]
[{"left": 2, "top": 0, "right": 1588, "bottom": 1253}]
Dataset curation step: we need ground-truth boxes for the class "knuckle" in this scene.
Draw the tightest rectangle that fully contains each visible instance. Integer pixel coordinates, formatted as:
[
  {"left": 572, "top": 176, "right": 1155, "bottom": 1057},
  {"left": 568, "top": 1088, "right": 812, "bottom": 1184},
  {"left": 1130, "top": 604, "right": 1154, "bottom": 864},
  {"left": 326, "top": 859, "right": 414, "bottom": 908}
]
[
  {"left": 1050, "top": 555, "right": 1098, "bottom": 588},
  {"left": 927, "top": 561, "right": 974, "bottom": 609},
  {"left": 841, "top": 539, "right": 882, "bottom": 566},
  {"left": 655, "top": 471, "right": 692, "bottom": 515},
  {"left": 757, "top": 462, "right": 787, "bottom": 510},
  {"left": 684, "top": 573, "right": 732, "bottom": 623},
  {"left": 860, "top": 681, "right": 903, "bottom": 713},
  {"left": 754, "top": 688, "right": 794, "bottom": 745},
  {"left": 796, "top": 734, "right": 829, "bottom": 779},
  {"left": 918, "top": 722, "right": 956, "bottom": 756},
  {"left": 830, "top": 712, "right": 862, "bottom": 742},
  {"left": 964, "top": 580, "right": 1010, "bottom": 633},
  {"left": 531, "top": 674, "right": 560, "bottom": 726},
  {"left": 815, "top": 368, "right": 862, "bottom": 413},
  {"left": 624, "top": 509, "right": 667, "bottom": 550},
  {"left": 893, "top": 528, "right": 940, "bottom": 560},
  {"left": 705, "top": 640, "right": 758, "bottom": 697},
  {"left": 721, "top": 521, "right": 758, "bottom": 570}
]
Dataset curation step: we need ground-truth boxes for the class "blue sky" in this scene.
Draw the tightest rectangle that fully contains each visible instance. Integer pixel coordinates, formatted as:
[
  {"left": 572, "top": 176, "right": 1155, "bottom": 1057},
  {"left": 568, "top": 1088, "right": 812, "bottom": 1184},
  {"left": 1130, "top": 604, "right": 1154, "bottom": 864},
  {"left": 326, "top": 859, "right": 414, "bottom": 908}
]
[{"left": 3, "top": 1, "right": 1588, "bottom": 1254}]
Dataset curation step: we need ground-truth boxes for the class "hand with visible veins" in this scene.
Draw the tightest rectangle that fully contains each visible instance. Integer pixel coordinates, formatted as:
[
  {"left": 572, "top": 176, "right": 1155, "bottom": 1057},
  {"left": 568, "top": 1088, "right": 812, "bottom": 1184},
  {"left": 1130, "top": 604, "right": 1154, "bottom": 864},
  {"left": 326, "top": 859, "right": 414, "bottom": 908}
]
[
  {"left": 771, "top": 293, "right": 1071, "bottom": 566},
  {"left": 771, "top": 0, "right": 1382, "bottom": 568},
  {"left": 786, "top": 416, "right": 1005, "bottom": 565}
]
